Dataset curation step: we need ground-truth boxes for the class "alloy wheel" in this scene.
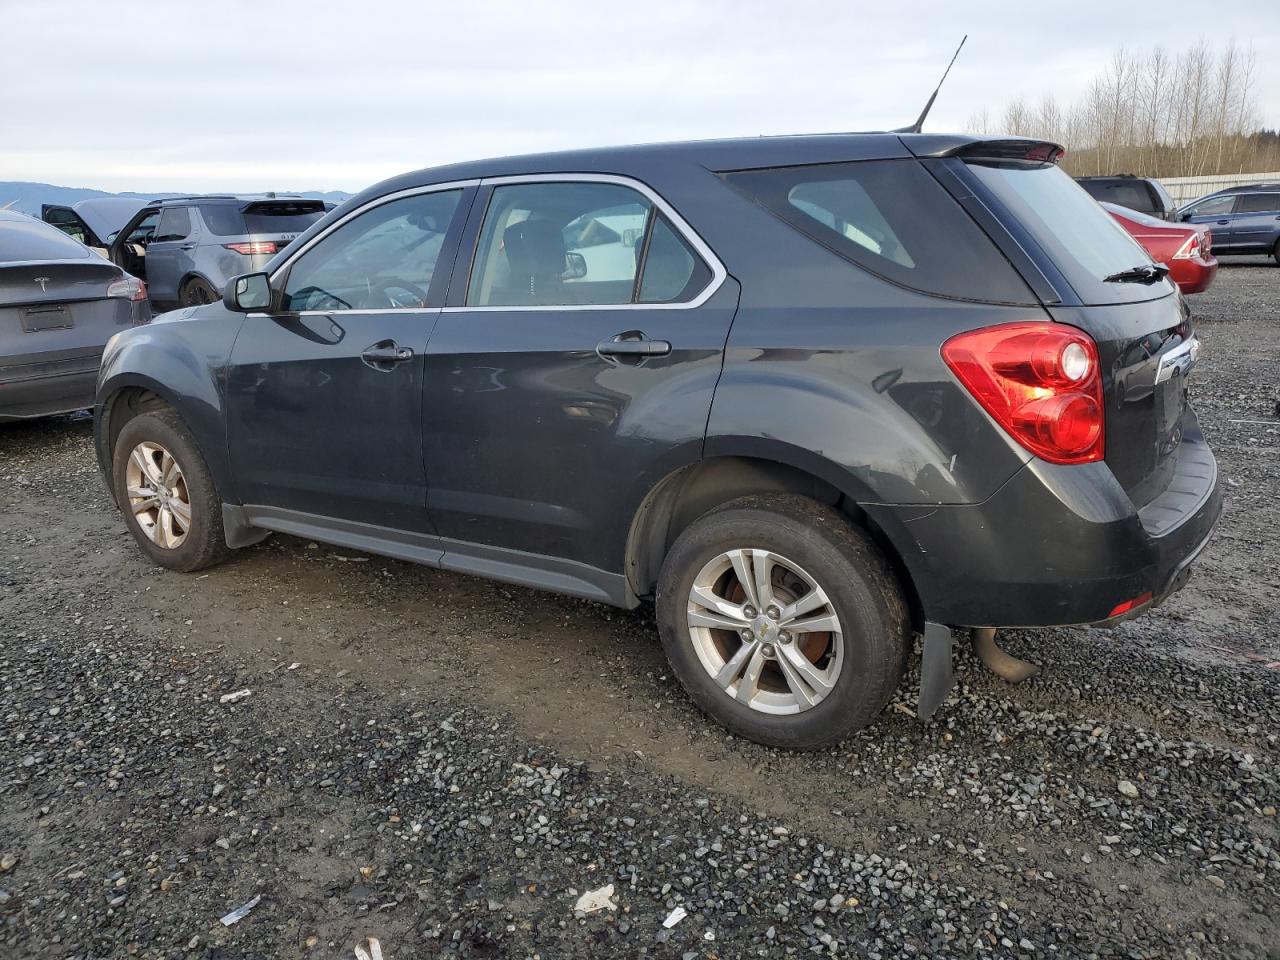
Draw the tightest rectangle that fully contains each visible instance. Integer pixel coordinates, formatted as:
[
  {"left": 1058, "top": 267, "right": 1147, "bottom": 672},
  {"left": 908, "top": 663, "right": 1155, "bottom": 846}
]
[
  {"left": 125, "top": 441, "right": 192, "bottom": 549},
  {"left": 686, "top": 548, "right": 844, "bottom": 715}
]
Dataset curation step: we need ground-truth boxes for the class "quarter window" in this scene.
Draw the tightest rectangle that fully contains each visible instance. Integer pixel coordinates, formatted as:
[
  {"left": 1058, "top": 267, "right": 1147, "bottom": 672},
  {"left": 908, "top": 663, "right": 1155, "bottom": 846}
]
[
  {"left": 724, "top": 160, "right": 1034, "bottom": 304},
  {"left": 466, "top": 181, "right": 713, "bottom": 307},
  {"left": 281, "top": 190, "right": 461, "bottom": 311},
  {"left": 153, "top": 206, "right": 192, "bottom": 242}
]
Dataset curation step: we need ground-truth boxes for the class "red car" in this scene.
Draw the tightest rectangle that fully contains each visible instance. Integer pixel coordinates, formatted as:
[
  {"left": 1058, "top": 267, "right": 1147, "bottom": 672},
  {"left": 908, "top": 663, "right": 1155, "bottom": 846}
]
[{"left": 1102, "top": 202, "right": 1218, "bottom": 295}]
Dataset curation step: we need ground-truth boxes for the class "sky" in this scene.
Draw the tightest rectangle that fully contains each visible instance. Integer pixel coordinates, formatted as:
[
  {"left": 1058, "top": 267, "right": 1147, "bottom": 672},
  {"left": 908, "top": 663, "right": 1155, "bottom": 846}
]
[{"left": 2, "top": 0, "right": 1277, "bottom": 194}]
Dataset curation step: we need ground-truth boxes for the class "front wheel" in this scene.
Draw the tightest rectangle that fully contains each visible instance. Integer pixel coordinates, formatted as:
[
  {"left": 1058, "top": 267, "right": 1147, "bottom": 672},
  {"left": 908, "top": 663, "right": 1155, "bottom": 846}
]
[
  {"left": 112, "top": 408, "right": 232, "bottom": 572},
  {"left": 655, "top": 495, "right": 908, "bottom": 750}
]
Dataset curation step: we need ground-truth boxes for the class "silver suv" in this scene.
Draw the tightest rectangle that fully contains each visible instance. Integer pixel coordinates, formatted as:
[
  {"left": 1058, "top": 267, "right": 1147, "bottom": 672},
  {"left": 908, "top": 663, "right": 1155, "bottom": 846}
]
[{"left": 107, "top": 195, "right": 331, "bottom": 308}]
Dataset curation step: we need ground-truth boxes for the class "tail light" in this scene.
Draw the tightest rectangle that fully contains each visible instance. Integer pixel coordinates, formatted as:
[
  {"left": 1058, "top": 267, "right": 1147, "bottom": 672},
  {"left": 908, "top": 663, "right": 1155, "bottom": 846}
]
[
  {"left": 942, "top": 322, "right": 1105, "bottom": 465},
  {"left": 106, "top": 275, "right": 147, "bottom": 302},
  {"left": 224, "top": 241, "right": 278, "bottom": 256},
  {"left": 1172, "top": 232, "right": 1206, "bottom": 260}
]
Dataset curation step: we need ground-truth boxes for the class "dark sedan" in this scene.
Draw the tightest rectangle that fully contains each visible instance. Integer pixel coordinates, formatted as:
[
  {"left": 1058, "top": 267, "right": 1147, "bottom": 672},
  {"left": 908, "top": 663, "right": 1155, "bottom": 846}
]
[{"left": 1, "top": 210, "right": 150, "bottom": 422}]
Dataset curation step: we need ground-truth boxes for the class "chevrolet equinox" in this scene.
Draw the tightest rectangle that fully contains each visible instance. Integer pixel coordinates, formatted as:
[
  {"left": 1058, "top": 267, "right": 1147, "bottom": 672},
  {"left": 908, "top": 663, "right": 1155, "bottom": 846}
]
[{"left": 93, "top": 133, "right": 1221, "bottom": 749}]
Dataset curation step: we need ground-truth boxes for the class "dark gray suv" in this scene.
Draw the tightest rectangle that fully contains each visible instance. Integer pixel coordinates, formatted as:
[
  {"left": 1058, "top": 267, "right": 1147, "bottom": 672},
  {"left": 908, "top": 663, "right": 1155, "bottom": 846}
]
[
  {"left": 107, "top": 195, "right": 330, "bottom": 309},
  {"left": 93, "top": 133, "right": 1220, "bottom": 749}
]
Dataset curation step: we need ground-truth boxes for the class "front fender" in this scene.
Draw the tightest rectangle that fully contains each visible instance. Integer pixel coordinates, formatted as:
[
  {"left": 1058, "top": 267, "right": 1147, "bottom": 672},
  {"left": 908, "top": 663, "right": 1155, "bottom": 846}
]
[{"left": 94, "top": 308, "right": 244, "bottom": 505}]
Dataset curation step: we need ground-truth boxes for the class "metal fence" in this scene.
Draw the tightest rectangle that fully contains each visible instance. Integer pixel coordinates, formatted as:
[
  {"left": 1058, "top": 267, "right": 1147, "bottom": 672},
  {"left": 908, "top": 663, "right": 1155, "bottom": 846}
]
[{"left": 1161, "top": 172, "right": 1280, "bottom": 205}]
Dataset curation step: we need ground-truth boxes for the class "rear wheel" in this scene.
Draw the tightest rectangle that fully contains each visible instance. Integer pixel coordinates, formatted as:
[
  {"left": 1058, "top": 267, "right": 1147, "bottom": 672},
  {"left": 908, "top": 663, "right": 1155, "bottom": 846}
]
[
  {"left": 112, "top": 408, "right": 231, "bottom": 572},
  {"left": 1272, "top": 239, "right": 1280, "bottom": 267},
  {"left": 655, "top": 495, "right": 908, "bottom": 749},
  {"left": 180, "top": 277, "right": 219, "bottom": 306}
]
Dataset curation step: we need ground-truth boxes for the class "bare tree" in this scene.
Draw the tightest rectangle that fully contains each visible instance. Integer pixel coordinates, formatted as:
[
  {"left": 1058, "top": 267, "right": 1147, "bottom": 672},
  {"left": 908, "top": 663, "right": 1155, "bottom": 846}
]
[{"left": 964, "top": 39, "right": 1278, "bottom": 177}]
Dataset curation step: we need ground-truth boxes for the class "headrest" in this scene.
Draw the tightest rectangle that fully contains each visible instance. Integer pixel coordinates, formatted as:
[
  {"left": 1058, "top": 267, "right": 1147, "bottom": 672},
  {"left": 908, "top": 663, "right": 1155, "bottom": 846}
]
[{"left": 503, "top": 218, "right": 565, "bottom": 279}]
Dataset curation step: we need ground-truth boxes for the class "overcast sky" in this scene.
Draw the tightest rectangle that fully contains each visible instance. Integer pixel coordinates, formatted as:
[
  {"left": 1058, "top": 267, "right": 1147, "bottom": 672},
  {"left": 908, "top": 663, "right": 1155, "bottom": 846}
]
[{"left": 2, "top": 0, "right": 1277, "bottom": 194}]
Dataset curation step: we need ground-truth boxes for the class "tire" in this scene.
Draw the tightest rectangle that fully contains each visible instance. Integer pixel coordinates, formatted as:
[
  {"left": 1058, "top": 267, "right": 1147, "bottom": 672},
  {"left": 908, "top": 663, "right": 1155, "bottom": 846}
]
[
  {"left": 180, "top": 277, "right": 219, "bottom": 306},
  {"left": 1272, "top": 239, "right": 1280, "bottom": 267},
  {"left": 656, "top": 495, "right": 909, "bottom": 750},
  {"left": 112, "top": 408, "right": 232, "bottom": 572}
]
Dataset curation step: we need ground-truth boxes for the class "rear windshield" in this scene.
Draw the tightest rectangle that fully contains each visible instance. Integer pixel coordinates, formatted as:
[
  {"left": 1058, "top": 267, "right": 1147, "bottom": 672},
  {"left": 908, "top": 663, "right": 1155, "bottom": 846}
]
[
  {"left": 968, "top": 162, "right": 1167, "bottom": 304},
  {"left": 200, "top": 201, "right": 326, "bottom": 237},
  {"left": 0, "top": 216, "right": 91, "bottom": 262},
  {"left": 723, "top": 159, "right": 1034, "bottom": 304}
]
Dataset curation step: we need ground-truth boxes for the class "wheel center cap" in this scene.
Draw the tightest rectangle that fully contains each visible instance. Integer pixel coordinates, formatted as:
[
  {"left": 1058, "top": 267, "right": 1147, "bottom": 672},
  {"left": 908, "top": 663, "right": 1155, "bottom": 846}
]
[{"left": 753, "top": 617, "right": 778, "bottom": 642}]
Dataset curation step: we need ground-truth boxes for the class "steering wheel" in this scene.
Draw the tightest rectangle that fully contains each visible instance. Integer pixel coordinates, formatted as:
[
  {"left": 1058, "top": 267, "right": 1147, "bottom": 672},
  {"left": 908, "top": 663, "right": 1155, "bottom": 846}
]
[{"left": 370, "top": 277, "right": 429, "bottom": 308}]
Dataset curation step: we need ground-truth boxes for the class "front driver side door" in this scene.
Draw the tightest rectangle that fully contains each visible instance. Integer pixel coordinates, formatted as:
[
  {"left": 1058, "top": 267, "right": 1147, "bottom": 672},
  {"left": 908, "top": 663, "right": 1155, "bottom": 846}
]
[
  {"left": 1182, "top": 194, "right": 1239, "bottom": 250},
  {"left": 225, "top": 185, "right": 472, "bottom": 534}
]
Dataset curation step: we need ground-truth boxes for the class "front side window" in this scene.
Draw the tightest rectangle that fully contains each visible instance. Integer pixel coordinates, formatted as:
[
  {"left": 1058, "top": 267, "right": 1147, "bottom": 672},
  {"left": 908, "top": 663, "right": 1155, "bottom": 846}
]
[
  {"left": 153, "top": 206, "right": 192, "bottom": 242},
  {"left": 1235, "top": 193, "right": 1280, "bottom": 214},
  {"left": 1186, "top": 195, "right": 1236, "bottom": 218},
  {"left": 281, "top": 190, "right": 460, "bottom": 311},
  {"left": 725, "top": 159, "right": 1034, "bottom": 304},
  {"left": 123, "top": 211, "right": 160, "bottom": 245},
  {"left": 466, "top": 181, "right": 712, "bottom": 307}
]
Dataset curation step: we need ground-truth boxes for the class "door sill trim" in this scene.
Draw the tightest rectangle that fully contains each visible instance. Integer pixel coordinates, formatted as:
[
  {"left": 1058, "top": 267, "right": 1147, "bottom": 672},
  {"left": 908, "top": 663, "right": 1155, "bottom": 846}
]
[{"left": 238, "top": 504, "right": 632, "bottom": 607}]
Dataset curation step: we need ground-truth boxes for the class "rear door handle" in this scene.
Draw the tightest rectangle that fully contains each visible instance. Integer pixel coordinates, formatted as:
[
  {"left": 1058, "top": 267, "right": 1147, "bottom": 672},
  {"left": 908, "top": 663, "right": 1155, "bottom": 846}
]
[
  {"left": 1216, "top": 219, "right": 1230, "bottom": 224},
  {"left": 362, "top": 340, "right": 414, "bottom": 367},
  {"left": 596, "top": 331, "right": 672, "bottom": 359},
  {"left": 179, "top": 243, "right": 196, "bottom": 251}
]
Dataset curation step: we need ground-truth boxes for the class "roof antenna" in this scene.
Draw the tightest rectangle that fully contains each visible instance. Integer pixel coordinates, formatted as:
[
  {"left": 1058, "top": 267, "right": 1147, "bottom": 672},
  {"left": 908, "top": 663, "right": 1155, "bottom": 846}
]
[{"left": 894, "top": 35, "right": 967, "bottom": 134}]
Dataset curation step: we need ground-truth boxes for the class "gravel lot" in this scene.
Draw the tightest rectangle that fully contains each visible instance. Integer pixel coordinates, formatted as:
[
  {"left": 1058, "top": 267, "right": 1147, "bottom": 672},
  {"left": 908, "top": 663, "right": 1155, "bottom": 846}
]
[{"left": 2, "top": 260, "right": 1278, "bottom": 960}]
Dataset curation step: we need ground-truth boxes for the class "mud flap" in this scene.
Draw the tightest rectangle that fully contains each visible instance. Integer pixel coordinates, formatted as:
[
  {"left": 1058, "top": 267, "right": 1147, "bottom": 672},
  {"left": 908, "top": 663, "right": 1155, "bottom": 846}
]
[{"left": 917, "top": 622, "right": 954, "bottom": 720}]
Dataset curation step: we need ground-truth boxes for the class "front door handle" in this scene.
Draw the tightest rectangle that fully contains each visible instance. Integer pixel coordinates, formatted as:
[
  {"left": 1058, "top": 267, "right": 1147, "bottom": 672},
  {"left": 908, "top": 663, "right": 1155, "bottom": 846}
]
[
  {"left": 361, "top": 340, "right": 414, "bottom": 368},
  {"left": 179, "top": 243, "right": 196, "bottom": 251},
  {"left": 1216, "top": 219, "right": 1230, "bottom": 224},
  {"left": 596, "top": 331, "right": 672, "bottom": 359}
]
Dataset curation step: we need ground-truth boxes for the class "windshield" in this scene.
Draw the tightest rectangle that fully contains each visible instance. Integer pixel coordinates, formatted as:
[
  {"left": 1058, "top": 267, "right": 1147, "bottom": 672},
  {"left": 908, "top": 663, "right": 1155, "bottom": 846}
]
[{"left": 967, "top": 161, "right": 1169, "bottom": 304}]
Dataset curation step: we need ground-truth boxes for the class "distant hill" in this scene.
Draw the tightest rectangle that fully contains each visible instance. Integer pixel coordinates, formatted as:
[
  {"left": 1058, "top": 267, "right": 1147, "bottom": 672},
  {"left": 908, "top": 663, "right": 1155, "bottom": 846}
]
[{"left": 0, "top": 181, "right": 353, "bottom": 216}]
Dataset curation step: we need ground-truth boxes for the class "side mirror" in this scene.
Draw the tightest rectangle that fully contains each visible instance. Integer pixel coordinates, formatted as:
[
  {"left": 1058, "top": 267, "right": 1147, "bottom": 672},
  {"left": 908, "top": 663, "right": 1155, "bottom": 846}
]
[
  {"left": 224, "top": 272, "right": 272, "bottom": 312},
  {"left": 562, "top": 252, "right": 588, "bottom": 280}
]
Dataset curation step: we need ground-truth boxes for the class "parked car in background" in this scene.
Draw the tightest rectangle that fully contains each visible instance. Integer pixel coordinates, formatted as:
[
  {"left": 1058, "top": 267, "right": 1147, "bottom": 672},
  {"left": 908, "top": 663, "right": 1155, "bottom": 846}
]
[
  {"left": 1077, "top": 175, "right": 1178, "bottom": 220},
  {"left": 93, "top": 133, "right": 1219, "bottom": 749},
  {"left": 1, "top": 210, "right": 149, "bottom": 422},
  {"left": 1177, "top": 184, "right": 1280, "bottom": 264},
  {"left": 107, "top": 195, "right": 331, "bottom": 309},
  {"left": 41, "top": 197, "right": 149, "bottom": 256},
  {"left": 1102, "top": 202, "right": 1217, "bottom": 295}
]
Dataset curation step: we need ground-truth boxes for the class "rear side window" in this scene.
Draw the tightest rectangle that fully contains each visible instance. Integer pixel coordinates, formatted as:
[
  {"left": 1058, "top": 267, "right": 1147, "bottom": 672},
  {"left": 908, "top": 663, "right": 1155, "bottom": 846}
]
[
  {"left": 153, "top": 206, "right": 192, "bottom": 242},
  {"left": 0, "top": 216, "right": 90, "bottom": 261},
  {"left": 466, "top": 181, "right": 714, "bottom": 307},
  {"left": 1236, "top": 193, "right": 1280, "bottom": 214},
  {"left": 723, "top": 160, "right": 1033, "bottom": 304}
]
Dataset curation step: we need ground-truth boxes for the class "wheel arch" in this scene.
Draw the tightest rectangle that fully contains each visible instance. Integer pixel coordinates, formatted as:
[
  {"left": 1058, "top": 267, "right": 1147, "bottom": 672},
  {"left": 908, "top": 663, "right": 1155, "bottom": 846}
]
[{"left": 625, "top": 446, "right": 924, "bottom": 631}]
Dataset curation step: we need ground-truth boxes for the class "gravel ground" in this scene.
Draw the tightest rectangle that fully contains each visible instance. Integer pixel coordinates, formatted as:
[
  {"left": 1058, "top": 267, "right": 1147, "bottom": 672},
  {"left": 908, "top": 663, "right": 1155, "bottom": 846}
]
[{"left": 2, "top": 260, "right": 1278, "bottom": 960}]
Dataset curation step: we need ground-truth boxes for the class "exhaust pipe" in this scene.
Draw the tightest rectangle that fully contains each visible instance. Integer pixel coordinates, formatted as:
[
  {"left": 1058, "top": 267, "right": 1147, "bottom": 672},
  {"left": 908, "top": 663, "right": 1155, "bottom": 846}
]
[{"left": 970, "top": 628, "right": 1039, "bottom": 683}]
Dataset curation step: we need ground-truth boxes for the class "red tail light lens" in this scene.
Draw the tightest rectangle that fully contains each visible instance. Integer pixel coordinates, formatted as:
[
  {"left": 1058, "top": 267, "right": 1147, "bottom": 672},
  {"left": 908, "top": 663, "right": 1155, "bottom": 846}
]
[
  {"left": 942, "top": 322, "right": 1104, "bottom": 465},
  {"left": 1172, "top": 234, "right": 1200, "bottom": 260},
  {"left": 224, "top": 241, "right": 278, "bottom": 256},
  {"left": 106, "top": 275, "right": 147, "bottom": 301},
  {"left": 1108, "top": 591, "right": 1152, "bottom": 618}
]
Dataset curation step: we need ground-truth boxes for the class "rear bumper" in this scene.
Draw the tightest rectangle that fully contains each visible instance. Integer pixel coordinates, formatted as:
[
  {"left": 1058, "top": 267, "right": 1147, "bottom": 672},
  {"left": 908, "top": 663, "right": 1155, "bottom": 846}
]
[
  {"left": 867, "top": 419, "right": 1222, "bottom": 628},
  {"left": 1170, "top": 256, "right": 1217, "bottom": 295},
  {"left": 0, "top": 352, "right": 101, "bottom": 421}
]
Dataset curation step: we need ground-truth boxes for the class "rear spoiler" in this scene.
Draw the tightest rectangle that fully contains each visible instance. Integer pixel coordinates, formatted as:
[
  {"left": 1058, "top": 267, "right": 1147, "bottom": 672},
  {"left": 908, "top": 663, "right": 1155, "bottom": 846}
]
[
  {"left": 903, "top": 135, "right": 1065, "bottom": 164},
  {"left": 240, "top": 199, "right": 326, "bottom": 215}
]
